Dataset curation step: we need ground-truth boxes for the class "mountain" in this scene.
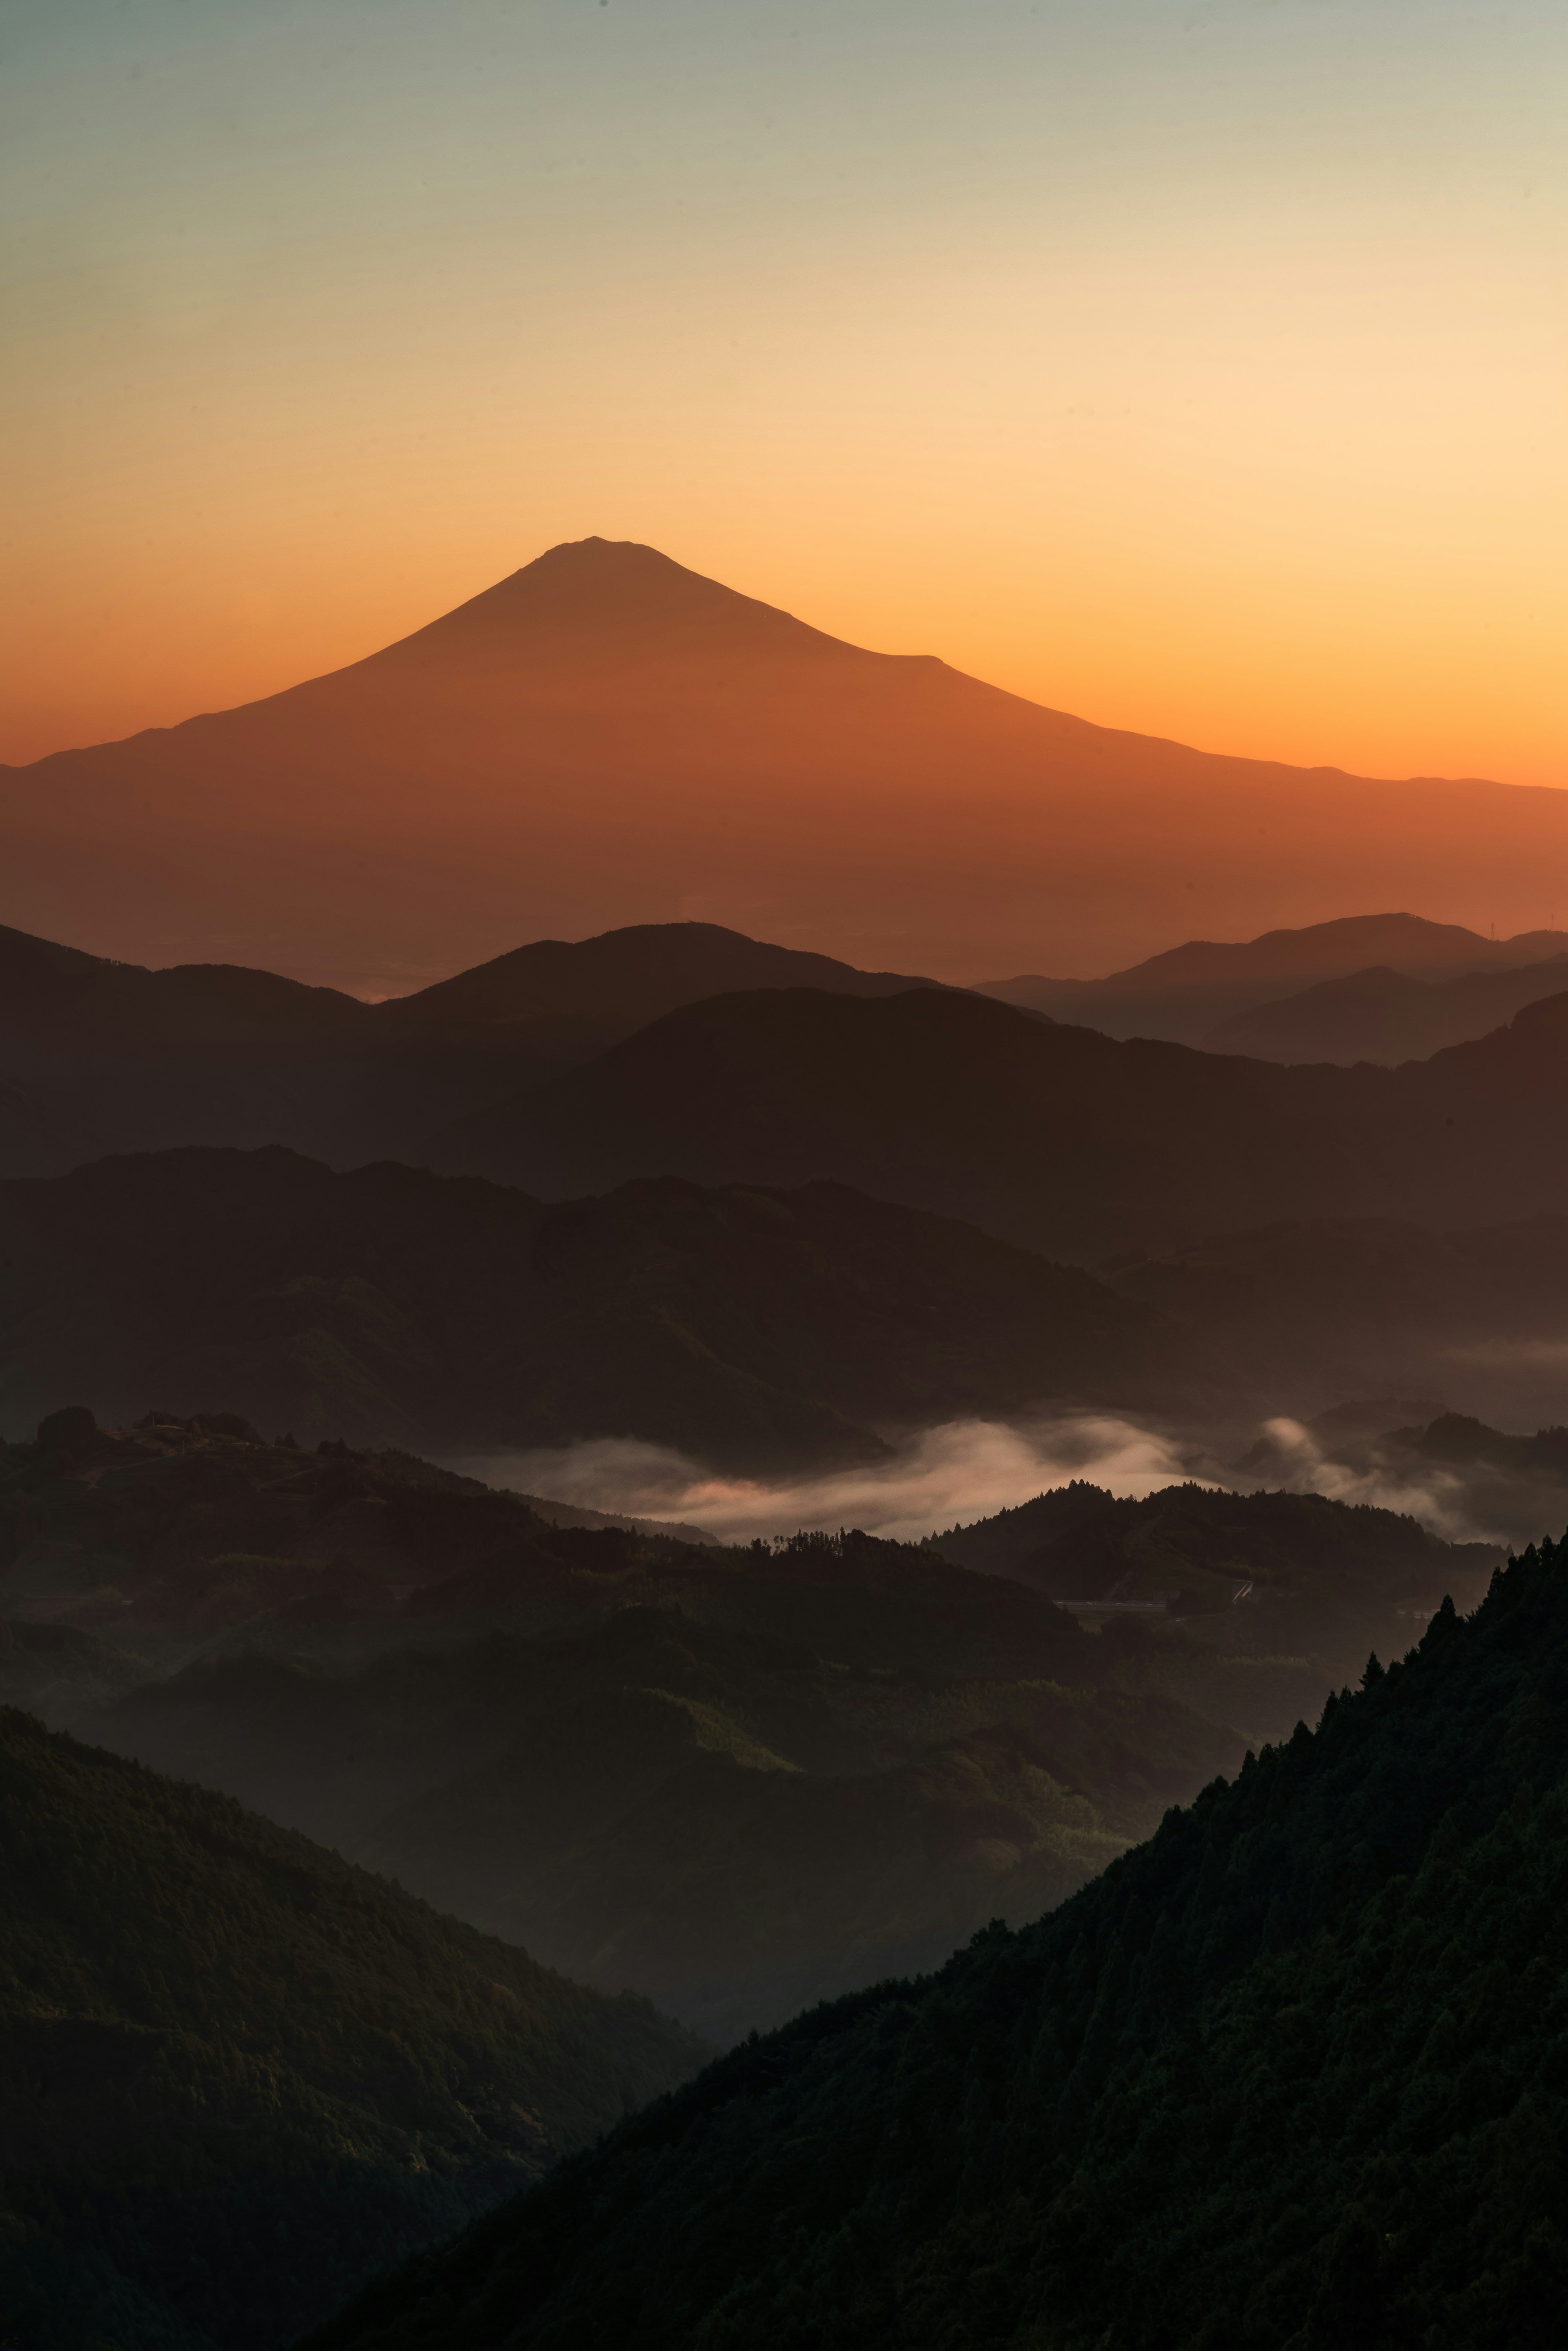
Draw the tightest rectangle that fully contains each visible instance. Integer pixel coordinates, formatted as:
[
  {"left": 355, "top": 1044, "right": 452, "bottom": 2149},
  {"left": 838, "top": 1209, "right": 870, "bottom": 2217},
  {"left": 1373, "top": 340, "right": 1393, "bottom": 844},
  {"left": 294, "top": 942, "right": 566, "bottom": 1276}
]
[
  {"left": 8, "top": 540, "right": 1568, "bottom": 990},
  {"left": 0, "top": 1148, "right": 1151, "bottom": 1469},
  {"left": 976, "top": 911, "right": 1568, "bottom": 1047},
  {"left": 1204, "top": 956, "right": 1568, "bottom": 1064},
  {"left": 102, "top": 1582, "right": 1235, "bottom": 2044},
  {"left": 298, "top": 1532, "right": 1568, "bottom": 2351},
  {"left": 1109, "top": 1211, "right": 1568, "bottom": 1435},
  {"left": 1233, "top": 1407, "right": 1568, "bottom": 1550},
  {"left": 428, "top": 982, "right": 1568, "bottom": 1263},
  {"left": 0, "top": 1706, "right": 704, "bottom": 2351},
  {"left": 0, "top": 917, "right": 940, "bottom": 1178},
  {"left": 2, "top": 1413, "right": 1249, "bottom": 2041},
  {"left": 930, "top": 1478, "right": 1496, "bottom": 1668}
]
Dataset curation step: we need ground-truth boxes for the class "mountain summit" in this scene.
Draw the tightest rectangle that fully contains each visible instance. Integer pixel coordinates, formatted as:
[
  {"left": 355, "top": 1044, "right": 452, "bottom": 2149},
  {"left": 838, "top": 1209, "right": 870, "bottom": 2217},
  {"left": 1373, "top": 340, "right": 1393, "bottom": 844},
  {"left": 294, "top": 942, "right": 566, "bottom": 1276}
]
[
  {"left": 4, "top": 540, "right": 1563, "bottom": 993},
  {"left": 360, "top": 537, "right": 889, "bottom": 680}
]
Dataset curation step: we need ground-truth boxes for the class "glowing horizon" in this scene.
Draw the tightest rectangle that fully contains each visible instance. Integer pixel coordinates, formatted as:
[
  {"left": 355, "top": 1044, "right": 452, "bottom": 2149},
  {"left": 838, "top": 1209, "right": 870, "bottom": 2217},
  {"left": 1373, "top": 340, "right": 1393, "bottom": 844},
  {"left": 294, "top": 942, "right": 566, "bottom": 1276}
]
[{"left": 3, "top": 1, "right": 1564, "bottom": 789}]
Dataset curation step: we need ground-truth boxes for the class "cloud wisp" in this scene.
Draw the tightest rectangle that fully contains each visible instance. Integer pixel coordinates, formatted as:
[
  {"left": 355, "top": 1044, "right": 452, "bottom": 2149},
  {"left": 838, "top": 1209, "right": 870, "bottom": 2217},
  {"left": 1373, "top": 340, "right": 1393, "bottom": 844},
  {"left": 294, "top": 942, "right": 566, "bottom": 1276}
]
[{"left": 449, "top": 1413, "right": 1200, "bottom": 1547}]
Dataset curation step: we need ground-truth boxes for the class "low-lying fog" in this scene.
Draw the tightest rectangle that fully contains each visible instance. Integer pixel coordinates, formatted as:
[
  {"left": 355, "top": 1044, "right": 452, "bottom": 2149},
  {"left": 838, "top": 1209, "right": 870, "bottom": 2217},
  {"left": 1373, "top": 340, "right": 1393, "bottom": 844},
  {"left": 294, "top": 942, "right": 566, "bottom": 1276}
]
[{"left": 448, "top": 1404, "right": 1568, "bottom": 1552}]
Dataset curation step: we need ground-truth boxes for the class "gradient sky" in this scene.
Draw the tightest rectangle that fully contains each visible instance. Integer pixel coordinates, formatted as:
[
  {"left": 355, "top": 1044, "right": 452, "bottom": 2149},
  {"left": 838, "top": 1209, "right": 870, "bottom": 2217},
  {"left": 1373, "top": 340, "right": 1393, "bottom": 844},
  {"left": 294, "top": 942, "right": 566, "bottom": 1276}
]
[{"left": 4, "top": 1, "right": 1564, "bottom": 784}]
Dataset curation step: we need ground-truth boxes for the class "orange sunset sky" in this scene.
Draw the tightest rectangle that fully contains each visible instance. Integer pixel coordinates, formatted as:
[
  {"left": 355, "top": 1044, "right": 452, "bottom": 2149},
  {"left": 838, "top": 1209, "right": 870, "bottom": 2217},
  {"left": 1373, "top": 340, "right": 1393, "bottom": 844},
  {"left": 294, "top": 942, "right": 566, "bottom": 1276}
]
[{"left": 3, "top": 1, "right": 1564, "bottom": 791}]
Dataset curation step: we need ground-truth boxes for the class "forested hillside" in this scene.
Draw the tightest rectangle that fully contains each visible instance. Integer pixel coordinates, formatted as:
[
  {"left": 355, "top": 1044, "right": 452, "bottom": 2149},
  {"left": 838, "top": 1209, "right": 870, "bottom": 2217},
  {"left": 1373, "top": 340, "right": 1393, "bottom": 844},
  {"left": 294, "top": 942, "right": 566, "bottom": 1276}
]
[
  {"left": 0, "top": 1710, "right": 703, "bottom": 2351},
  {"left": 0, "top": 1149, "right": 1151, "bottom": 1464},
  {"left": 5, "top": 1411, "right": 1502, "bottom": 2040},
  {"left": 301, "top": 1534, "right": 1568, "bottom": 2350}
]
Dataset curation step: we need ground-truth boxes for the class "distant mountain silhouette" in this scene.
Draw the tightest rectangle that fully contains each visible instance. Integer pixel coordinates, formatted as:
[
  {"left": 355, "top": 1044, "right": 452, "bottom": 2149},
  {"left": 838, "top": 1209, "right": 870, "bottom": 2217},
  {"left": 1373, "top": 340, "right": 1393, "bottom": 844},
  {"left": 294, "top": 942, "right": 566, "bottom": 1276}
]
[
  {"left": 0, "top": 1148, "right": 1151, "bottom": 1465},
  {"left": 977, "top": 911, "right": 1568, "bottom": 1045},
  {"left": 0, "top": 916, "right": 939, "bottom": 1177},
  {"left": 7, "top": 539, "right": 1566, "bottom": 988},
  {"left": 429, "top": 983, "right": 1568, "bottom": 1260},
  {"left": 1204, "top": 955, "right": 1568, "bottom": 1063}
]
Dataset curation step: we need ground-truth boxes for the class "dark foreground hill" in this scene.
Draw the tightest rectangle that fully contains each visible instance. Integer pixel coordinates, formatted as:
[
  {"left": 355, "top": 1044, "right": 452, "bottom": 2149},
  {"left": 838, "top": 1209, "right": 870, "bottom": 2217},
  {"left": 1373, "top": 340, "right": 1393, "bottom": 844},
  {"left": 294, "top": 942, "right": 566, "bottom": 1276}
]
[
  {"left": 301, "top": 1534, "right": 1568, "bottom": 2351},
  {"left": 432, "top": 981, "right": 1568, "bottom": 1261},
  {"left": 0, "top": 917, "right": 937, "bottom": 1179},
  {"left": 0, "top": 1709, "right": 704, "bottom": 2351},
  {"left": 0, "top": 1148, "right": 1149, "bottom": 1466}
]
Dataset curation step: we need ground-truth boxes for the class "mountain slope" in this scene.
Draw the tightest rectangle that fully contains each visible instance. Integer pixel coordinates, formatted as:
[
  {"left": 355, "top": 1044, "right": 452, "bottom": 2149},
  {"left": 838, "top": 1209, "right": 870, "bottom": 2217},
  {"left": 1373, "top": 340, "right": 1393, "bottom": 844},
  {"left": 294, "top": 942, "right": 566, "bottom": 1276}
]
[
  {"left": 0, "top": 1148, "right": 1152, "bottom": 1466},
  {"left": 0, "top": 918, "right": 940, "bottom": 1177},
  {"left": 976, "top": 911, "right": 1568, "bottom": 1045},
  {"left": 1204, "top": 956, "right": 1568, "bottom": 1064},
  {"left": 430, "top": 982, "right": 1568, "bottom": 1261},
  {"left": 299, "top": 1534, "right": 1568, "bottom": 2351},
  {"left": 0, "top": 1707, "right": 703, "bottom": 2351},
  {"left": 7, "top": 539, "right": 1567, "bottom": 989}
]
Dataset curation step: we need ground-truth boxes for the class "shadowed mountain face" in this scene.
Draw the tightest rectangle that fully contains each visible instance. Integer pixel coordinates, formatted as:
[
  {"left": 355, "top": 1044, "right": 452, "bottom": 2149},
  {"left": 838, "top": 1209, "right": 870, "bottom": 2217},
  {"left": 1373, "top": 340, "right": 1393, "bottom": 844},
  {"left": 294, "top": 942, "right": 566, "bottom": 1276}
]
[
  {"left": 8, "top": 1417, "right": 1493, "bottom": 2047},
  {"left": 0, "top": 917, "right": 939, "bottom": 1177},
  {"left": 0, "top": 1149, "right": 1151, "bottom": 1466},
  {"left": 0, "top": 1704, "right": 704, "bottom": 2351},
  {"left": 296, "top": 1529, "right": 1568, "bottom": 2351},
  {"left": 977, "top": 911, "right": 1568, "bottom": 1047},
  {"left": 430, "top": 982, "right": 1568, "bottom": 1262},
  {"left": 7, "top": 540, "right": 1568, "bottom": 990}
]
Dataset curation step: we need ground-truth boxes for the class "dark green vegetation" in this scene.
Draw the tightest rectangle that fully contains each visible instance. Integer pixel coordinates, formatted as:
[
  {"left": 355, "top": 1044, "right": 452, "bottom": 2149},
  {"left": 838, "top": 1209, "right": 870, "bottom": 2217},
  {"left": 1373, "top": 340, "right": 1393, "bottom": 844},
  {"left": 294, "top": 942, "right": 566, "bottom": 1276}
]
[
  {"left": 300, "top": 1533, "right": 1568, "bottom": 2351},
  {"left": 0, "top": 1709, "right": 704, "bottom": 2351},
  {"left": 431, "top": 978, "right": 1568, "bottom": 1260},
  {"left": 0, "top": 1148, "right": 1147, "bottom": 1467},
  {"left": 3, "top": 1416, "right": 1496, "bottom": 2043},
  {"left": 0, "top": 918, "right": 937, "bottom": 1180},
  {"left": 0, "top": 1414, "right": 1232, "bottom": 2041}
]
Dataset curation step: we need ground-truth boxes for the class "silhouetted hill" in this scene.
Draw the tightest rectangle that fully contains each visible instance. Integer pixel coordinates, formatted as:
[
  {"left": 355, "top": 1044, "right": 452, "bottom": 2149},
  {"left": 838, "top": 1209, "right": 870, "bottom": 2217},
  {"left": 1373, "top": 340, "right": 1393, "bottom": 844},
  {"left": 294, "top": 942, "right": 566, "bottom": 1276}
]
[
  {"left": 430, "top": 983, "right": 1568, "bottom": 1261},
  {"left": 8, "top": 540, "right": 1567, "bottom": 988},
  {"left": 1204, "top": 956, "right": 1568, "bottom": 1064},
  {"left": 0, "top": 1705, "right": 703, "bottom": 2351},
  {"left": 2, "top": 1415, "right": 1245, "bottom": 2041},
  {"left": 1109, "top": 1210, "right": 1568, "bottom": 1433},
  {"left": 0, "top": 1148, "right": 1151, "bottom": 1466},
  {"left": 0, "top": 918, "right": 942, "bottom": 1177},
  {"left": 299, "top": 1532, "right": 1568, "bottom": 2351},
  {"left": 1234, "top": 1406, "right": 1568, "bottom": 1551},
  {"left": 379, "top": 920, "right": 940, "bottom": 1043},
  {"left": 976, "top": 911, "right": 1568, "bottom": 1045},
  {"left": 931, "top": 1479, "right": 1494, "bottom": 1650}
]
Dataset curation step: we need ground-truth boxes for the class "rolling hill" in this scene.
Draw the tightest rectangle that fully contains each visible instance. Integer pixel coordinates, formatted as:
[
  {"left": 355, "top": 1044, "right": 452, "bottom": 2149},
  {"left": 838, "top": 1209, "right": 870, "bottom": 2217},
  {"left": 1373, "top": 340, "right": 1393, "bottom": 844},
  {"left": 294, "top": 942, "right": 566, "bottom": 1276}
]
[
  {"left": 296, "top": 1519, "right": 1568, "bottom": 2351},
  {"left": 1203, "top": 954, "right": 1568, "bottom": 1064},
  {"left": 428, "top": 982, "right": 1568, "bottom": 1262},
  {"left": 7, "top": 1414, "right": 1503, "bottom": 2046},
  {"left": 0, "top": 1706, "right": 703, "bottom": 2351},
  {"left": 0, "top": 1148, "right": 1152, "bottom": 1466},
  {"left": 0, "top": 916, "right": 939, "bottom": 1178},
  {"left": 8, "top": 539, "right": 1568, "bottom": 991},
  {"left": 976, "top": 910, "right": 1568, "bottom": 1045}
]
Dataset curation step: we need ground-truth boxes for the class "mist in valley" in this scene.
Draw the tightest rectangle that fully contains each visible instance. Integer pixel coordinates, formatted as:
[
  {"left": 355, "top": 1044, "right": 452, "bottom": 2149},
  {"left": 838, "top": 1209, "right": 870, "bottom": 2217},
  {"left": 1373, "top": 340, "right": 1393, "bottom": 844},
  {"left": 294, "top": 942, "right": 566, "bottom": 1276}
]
[{"left": 452, "top": 1394, "right": 1568, "bottom": 1555}]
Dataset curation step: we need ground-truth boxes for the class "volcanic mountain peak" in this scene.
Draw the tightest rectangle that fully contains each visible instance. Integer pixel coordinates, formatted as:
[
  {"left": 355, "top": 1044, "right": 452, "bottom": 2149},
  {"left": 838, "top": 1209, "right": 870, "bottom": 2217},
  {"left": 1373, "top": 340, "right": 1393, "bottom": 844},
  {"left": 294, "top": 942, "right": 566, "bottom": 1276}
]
[{"left": 355, "top": 535, "right": 900, "bottom": 682}]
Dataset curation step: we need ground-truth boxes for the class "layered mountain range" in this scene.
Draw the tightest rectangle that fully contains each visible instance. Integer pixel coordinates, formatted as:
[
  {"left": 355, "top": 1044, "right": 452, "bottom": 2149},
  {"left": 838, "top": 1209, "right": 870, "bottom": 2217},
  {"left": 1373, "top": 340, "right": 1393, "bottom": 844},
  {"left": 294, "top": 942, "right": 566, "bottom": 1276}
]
[{"left": 8, "top": 539, "right": 1568, "bottom": 989}]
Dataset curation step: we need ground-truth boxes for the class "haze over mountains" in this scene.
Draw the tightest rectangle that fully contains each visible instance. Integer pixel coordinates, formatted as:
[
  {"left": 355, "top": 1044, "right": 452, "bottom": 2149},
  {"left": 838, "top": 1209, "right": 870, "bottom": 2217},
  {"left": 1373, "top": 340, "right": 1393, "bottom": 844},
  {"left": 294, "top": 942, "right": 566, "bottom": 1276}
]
[
  {"left": 10, "top": 555, "right": 1568, "bottom": 2350},
  {"left": 979, "top": 910, "right": 1568, "bottom": 1051},
  {"left": 7, "top": 539, "right": 1568, "bottom": 991}
]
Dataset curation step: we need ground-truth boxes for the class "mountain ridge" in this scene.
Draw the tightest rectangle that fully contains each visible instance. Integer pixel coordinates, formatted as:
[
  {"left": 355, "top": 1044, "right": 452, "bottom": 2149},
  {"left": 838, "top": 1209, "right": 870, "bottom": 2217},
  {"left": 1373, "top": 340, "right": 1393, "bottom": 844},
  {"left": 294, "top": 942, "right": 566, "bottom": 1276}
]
[{"left": 7, "top": 539, "right": 1562, "bottom": 990}]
